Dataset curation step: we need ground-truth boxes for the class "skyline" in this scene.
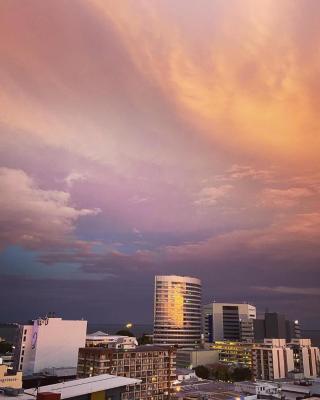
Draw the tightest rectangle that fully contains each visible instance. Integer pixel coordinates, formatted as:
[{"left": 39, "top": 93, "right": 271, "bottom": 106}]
[{"left": 0, "top": 0, "right": 320, "bottom": 327}]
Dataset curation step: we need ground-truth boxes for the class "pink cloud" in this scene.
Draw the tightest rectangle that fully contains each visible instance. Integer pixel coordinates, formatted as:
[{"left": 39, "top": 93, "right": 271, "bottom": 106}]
[{"left": 0, "top": 168, "right": 99, "bottom": 250}]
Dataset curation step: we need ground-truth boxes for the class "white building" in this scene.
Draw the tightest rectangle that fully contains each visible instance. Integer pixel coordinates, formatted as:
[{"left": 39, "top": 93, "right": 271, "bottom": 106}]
[
  {"left": 153, "top": 275, "right": 202, "bottom": 347},
  {"left": 86, "top": 331, "right": 138, "bottom": 349},
  {"left": 203, "top": 302, "right": 256, "bottom": 342},
  {"left": 288, "top": 338, "right": 320, "bottom": 378},
  {"left": 252, "top": 339, "right": 294, "bottom": 380},
  {"left": 14, "top": 316, "right": 87, "bottom": 375},
  {"left": 235, "top": 381, "right": 280, "bottom": 397}
]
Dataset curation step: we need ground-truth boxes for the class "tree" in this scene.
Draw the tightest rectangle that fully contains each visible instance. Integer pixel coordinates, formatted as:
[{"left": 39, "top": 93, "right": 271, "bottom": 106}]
[
  {"left": 115, "top": 329, "right": 135, "bottom": 337},
  {"left": 138, "top": 334, "right": 152, "bottom": 345},
  {"left": 0, "top": 341, "right": 13, "bottom": 355},
  {"left": 231, "top": 367, "right": 252, "bottom": 382},
  {"left": 209, "top": 363, "right": 231, "bottom": 381},
  {"left": 194, "top": 365, "right": 210, "bottom": 380}
]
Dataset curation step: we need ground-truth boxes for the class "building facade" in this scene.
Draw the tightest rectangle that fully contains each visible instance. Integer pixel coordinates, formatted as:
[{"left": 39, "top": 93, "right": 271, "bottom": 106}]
[
  {"left": 153, "top": 276, "right": 202, "bottom": 348},
  {"left": 288, "top": 339, "right": 320, "bottom": 378},
  {"left": 176, "top": 349, "right": 219, "bottom": 369},
  {"left": 203, "top": 303, "right": 256, "bottom": 343},
  {"left": 252, "top": 339, "right": 294, "bottom": 380},
  {"left": 0, "top": 364, "right": 22, "bottom": 389},
  {"left": 208, "top": 341, "right": 253, "bottom": 368},
  {"left": 77, "top": 345, "right": 176, "bottom": 400},
  {"left": 254, "top": 313, "right": 301, "bottom": 341},
  {"left": 13, "top": 316, "right": 87, "bottom": 375},
  {"left": 86, "top": 331, "right": 138, "bottom": 349}
]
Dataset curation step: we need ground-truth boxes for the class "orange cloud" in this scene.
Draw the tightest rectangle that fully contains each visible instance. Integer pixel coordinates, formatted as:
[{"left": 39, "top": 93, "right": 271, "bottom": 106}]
[{"left": 90, "top": 0, "right": 320, "bottom": 165}]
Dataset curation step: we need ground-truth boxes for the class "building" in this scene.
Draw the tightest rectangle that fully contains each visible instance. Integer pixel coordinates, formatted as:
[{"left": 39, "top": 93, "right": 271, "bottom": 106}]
[
  {"left": 153, "top": 276, "right": 202, "bottom": 348},
  {"left": 254, "top": 313, "right": 301, "bottom": 341},
  {"left": 203, "top": 303, "right": 256, "bottom": 343},
  {"left": 86, "top": 332, "right": 138, "bottom": 349},
  {"left": 288, "top": 339, "right": 320, "bottom": 378},
  {"left": 286, "top": 320, "right": 301, "bottom": 341},
  {"left": 13, "top": 316, "right": 87, "bottom": 375},
  {"left": 252, "top": 339, "right": 294, "bottom": 380},
  {"left": 175, "top": 368, "right": 197, "bottom": 382},
  {"left": 0, "top": 364, "right": 22, "bottom": 389},
  {"left": 208, "top": 341, "right": 253, "bottom": 368},
  {"left": 176, "top": 349, "right": 219, "bottom": 369},
  {"left": 235, "top": 381, "right": 279, "bottom": 397},
  {"left": 78, "top": 345, "right": 176, "bottom": 400},
  {"left": 0, "top": 374, "right": 140, "bottom": 400}
]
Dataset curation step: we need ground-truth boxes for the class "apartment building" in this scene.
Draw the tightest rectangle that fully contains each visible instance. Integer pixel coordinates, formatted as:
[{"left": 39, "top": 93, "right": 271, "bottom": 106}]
[
  {"left": 252, "top": 339, "right": 294, "bottom": 380},
  {"left": 86, "top": 331, "right": 138, "bottom": 349},
  {"left": 77, "top": 345, "right": 176, "bottom": 400},
  {"left": 289, "top": 339, "right": 320, "bottom": 378}
]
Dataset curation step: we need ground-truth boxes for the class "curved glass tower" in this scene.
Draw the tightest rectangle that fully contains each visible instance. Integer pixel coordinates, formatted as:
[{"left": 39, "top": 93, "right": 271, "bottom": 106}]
[{"left": 153, "top": 275, "right": 202, "bottom": 347}]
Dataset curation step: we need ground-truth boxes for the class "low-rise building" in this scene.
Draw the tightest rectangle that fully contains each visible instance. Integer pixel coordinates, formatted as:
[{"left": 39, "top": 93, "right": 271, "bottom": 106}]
[
  {"left": 86, "top": 332, "right": 138, "bottom": 349},
  {"left": 176, "top": 349, "right": 219, "bottom": 369},
  {"left": 0, "top": 364, "right": 22, "bottom": 389},
  {"left": 235, "top": 381, "right": 280, "bottom": 397},
  {"left": 78, "top": 345, "right": 176, "bottom": 400},
  {"left": 0, "top": 374, "right": 140, "bottom": 400},
  {"left": 208, "top": 341, "right": 253, "bottom": 368}
]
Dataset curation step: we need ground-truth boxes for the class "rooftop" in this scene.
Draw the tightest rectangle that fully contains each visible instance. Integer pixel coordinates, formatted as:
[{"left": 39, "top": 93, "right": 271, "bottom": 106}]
[{"left": 0, "top": 374, "right": 140, "bottom": 400}]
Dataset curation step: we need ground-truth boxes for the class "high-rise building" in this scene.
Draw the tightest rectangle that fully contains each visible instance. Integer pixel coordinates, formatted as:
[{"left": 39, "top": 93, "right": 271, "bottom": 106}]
[
  {"left": 203, "top": 303, "right": 256, "bottom": 342},
  {"left": 252, "top": 339, "right": 294, "bottom": 380},
  {"left": 253, "top": 312, "right": 301, "bottom": 341},
  {"left": 153, "top": 275, "right": 202, "bottom": 348},
  {"left": 288, "top": 339, "right": 320, "bottom": 378},
  {"left": 13, "top": 316, "right": 87, "bottom": 375},
  {"left": 77, "top": 345, "right": 176, "bottom": 400}
]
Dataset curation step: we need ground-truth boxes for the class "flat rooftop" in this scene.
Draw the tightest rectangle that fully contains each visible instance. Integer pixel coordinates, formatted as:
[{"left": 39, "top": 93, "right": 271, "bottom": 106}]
[
  {"left": 175, "top": 380, "right": 240, "bottom": 400},
  {"left": 0, "top": 374, "right": 141, "bottom": 400}
]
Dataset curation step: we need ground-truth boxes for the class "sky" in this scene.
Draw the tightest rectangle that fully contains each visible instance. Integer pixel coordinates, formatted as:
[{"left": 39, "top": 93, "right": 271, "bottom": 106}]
[{"left": 0, "top": 0, "right": 320, "bottom": 328}]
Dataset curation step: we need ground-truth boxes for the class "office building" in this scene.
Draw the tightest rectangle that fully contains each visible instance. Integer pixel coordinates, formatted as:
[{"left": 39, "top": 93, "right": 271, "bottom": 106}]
[
  {"left": 286, "top": 320, "right": 301, "bottom": 341},
  {"left": 176, "top": 349, "right": 219, "bottom": 369},
  {"left": 208, "top": 341, "right": 253, "bottom": 368},
  {"left": 13, "top": 316, "right": 87, "bottom": 375},
  {"left": 254, "top": 312, "right": 301, "bottom": 341},
  {"left": 0, "top": 364, "right": 22, "bottom": 389},
  {"left": 0, "top": 374, "right": 140, "bottom": 400},
  {"left": 203, "top": 303, "right": 256, "bottom": 342},
  {"left": 86, "top": 331, "right": 138, "bottom": 349},
  {"left": 252, "top": 339, "right": 294, "bottom": 380},
  {"left": 288, "top": 339, "right": 320, "bottom": 378},
  {"left": 78, "top": 345, "right": 176, "bottom": 400},
  {"left": 153, "top": 276, "right": 202, "bottom": 347}
]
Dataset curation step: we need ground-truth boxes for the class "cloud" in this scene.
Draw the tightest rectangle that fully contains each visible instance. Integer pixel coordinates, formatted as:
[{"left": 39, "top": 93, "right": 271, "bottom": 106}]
[
  {"left": 0, "top": 168, "right": 100, "bottom": 250},
  {"left": 261, "top": 187, "right": 314, "bottom": 207},
  {"left": 194, "top": 184, "right": 233, "bottom": 206},
  {"left": 254, "top": 286, "right": 320, "bottom": 296},
  {"left": 64, "top": 172, "right": 88, "bottom": 187}
]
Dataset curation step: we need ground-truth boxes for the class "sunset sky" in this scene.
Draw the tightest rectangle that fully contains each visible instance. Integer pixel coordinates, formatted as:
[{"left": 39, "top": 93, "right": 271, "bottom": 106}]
[{"left": 0, "top": 0, "right": 319, "bottom": 327}]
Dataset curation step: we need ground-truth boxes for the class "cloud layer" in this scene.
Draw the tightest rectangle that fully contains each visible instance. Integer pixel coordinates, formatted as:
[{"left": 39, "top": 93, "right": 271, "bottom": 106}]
[{"left": 0, "top": 0, "right": 319, "bottom": 326}]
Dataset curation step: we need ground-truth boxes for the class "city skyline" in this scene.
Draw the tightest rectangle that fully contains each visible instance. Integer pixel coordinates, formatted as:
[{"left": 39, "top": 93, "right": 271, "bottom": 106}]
[{"left": 0, "top": 1, "right": 320, "bottom": 327}]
